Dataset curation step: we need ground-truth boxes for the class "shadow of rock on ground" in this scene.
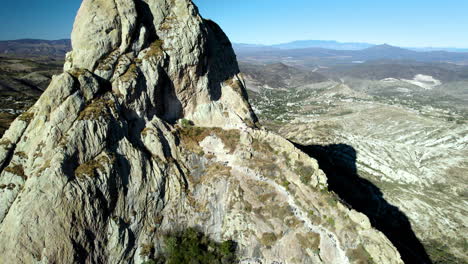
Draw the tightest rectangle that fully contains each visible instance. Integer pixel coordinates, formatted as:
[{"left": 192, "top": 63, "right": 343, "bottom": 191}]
[{"left": 294, "top": 143, "right": 433, "bottom": 264}]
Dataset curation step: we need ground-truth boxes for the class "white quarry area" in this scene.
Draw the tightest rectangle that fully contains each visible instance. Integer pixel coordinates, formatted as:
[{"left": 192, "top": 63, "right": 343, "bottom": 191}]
[
  {"left": 402, "top": 74, "right": 442, "bottom": 89},
  {"left": 381, "top": 75, "right": 442, "bottom": 90}
]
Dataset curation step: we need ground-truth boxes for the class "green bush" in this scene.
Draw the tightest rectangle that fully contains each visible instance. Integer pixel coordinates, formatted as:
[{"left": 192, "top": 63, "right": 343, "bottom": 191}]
[
  {"left": 180, "top": 118, "right": 193, "bottom": 128},
  {"left": 147, "top": 228, "right": 238, "bottom": 264}
]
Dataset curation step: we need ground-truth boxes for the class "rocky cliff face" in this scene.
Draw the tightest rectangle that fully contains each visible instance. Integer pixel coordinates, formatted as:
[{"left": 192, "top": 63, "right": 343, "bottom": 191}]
[{"left": 0, "top": 0, "right": 403, "bottom": 263}]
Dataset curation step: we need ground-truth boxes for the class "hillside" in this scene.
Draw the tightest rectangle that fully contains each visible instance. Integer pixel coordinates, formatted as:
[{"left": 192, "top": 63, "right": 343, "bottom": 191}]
[
  {"left": 243, "top": 61, "right": 468, "bottom": 264},
  {"left": 0, "top": 39, "right": 71, "bottom": 59}
]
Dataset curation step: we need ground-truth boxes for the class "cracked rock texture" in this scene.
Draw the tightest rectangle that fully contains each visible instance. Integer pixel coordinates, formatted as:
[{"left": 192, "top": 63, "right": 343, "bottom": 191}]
[{"left": 0, "top": 0, "right": 403, "bottom": 263}]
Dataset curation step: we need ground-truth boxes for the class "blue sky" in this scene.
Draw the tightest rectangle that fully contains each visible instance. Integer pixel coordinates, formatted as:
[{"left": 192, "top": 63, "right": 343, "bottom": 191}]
[{"left": 0, "top": 0, "right": 467, "bottom": 48}]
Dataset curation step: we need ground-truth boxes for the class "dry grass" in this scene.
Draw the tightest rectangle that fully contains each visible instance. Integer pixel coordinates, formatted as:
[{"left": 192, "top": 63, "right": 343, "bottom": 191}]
[
  {"left": 18, "top": 111, "right": 34, "bottom": 122},
  {"left": 178, "top": 126, "right": 240, "bottom": 154},
  {"left": 78, "top": 98, "right": 115, "bottom": 121},
  {"left": 260, "top": 232, "right": 278, "bottom": 247},
  {"left": 0, "top": 139, "right": 11, "bottom": 147},
  {"left": 69, "top": 68, "right": 88, "bottom": 78},
  {"left": 139, "top": 243, "right": 154, "bottom": 257},
  {"left": 15, "top": 151, "right": 27, "bottom": 159},
  {"left": 347, "top": 246, "right": 375, "bottom": 264},
  {"left": 224, "top": 77, "right": 244, "bottom": 95},
  {"left": 295, "top": 161, "right": 314, "bottom": 185},
  {"left": 37, "top": 159, "right": 51, "bottom": 175},
  {"left": 296, "top": 232, "right": 320, "bottom": 250},
  {"left": 4, "top": 164, "right": 26, "bottom": 180},
  {"left": 141, "top": 127, "right": 155, "bottom": 137},
  {"left": 145, "top": 40, "right": 165, "bottom": 58},
  {"left": 75, "top": 155, "right": 115, "bottom": 179},
  {"left": 159, "top": 22, "right": 172, "bottom": 31},
  {"left": 120, "top": 63, "right": 138, "bottom": 82}
]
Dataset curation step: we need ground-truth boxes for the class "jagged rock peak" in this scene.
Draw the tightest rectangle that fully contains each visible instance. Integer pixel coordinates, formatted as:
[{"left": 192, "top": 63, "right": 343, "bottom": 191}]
[
  {"left": 65, "top": 0, "right": 256, "bottom": 127},
  {"left": 0, "top": 0, "right": 404, "bottom": 263}
]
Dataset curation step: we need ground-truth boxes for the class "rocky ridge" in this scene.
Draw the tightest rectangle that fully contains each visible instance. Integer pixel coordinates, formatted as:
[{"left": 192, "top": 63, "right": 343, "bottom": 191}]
[{"left": 0, "top": 0, "right": 403, "bottom": 263}]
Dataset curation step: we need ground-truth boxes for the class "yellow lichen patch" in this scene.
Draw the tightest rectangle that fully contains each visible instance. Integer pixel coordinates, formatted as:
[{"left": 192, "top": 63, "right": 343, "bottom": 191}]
[
  {"left": 178, "top": 126, "right": 240, "bottom": 154},
  {"left": 120, "top": 63, "right": 138, "bottom": 82},
  {"left": 75, "top": 155, "right": 115, "bottom": 179},
  {"left": 4, "top": 164, "right": 26, "bottom": 180},
  {"left": 260, "top": 232, "right": 278, "bottom": 247},
  {"left": 296, "top": 232, "right": 321, "bottom": 251},
  {"left": 18, "top": 111, "right": 34, "bottom": 122},
  {"left": 37, "top": 159, "right": 51, "bottom": 175},
  {"left": 252, "top": 138, "right": 275, "bottom": 154},
  {"left": 0, "top": 139, "right": 11, "bottom": 146},
  {"left": 159, "top": 22, "right": 172, "bottom": 31},
  {"left": 96, "top": 49, "right": 119, "bottom": 71},
  {"left": 15, "top": 151, "right": 28, "bottom": 159},
  {"left": 141, "top": 127, "right": 156, "bottom": 137},
  {"left": 347, "top": 246, "right": 375, "bottom": 264},
  {"left": 224, "top": 77, "right": 244, "bottom": 95},
  {"left": 205, "top": 162, "right": 231, "bottom": 177},
  {"left": 139, "top": 243, "right": 154, "bottom": 257},
  {"left": 284, "top": 216, "right": 302, "bottom": 228},
  {"left": 258, "top": 192, "right": 276, "bottom": 203},
  {"left": 69, "top": 68, "right": 89, "bottom": 78},
  {"left": 145, "top": 39, "right": 165, "bottom": 58},
  {"left": 78, "top": 98, "right": 115, "bottom": 121}
]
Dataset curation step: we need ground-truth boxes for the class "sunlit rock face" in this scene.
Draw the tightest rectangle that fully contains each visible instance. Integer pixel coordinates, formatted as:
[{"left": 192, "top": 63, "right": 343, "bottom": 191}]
[{"left": 0, "top": 0, "right": 403, "bottom": 263}]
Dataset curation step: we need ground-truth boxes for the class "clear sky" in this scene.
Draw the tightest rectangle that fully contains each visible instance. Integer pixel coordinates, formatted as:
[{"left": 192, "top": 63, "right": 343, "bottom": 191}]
[{"left": 0, "top": 0, "right": 467, "bottom": 48}]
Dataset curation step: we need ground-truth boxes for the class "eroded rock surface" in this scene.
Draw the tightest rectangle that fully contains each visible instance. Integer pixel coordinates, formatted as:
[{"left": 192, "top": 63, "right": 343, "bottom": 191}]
[{"left": 0, "top": 0, "right": 403, "bottom": 263}]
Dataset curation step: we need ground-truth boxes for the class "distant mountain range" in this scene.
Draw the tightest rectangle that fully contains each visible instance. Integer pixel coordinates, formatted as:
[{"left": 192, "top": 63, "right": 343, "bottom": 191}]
[
  {"left": 235, "top": 43, "right": 468, "bottom": 65},
  {"left": 0, "top": 39, "right": 71, "bottom": 58},
  {"left": 272, "top": 40, "right": 375, "bottom": 50},
  {"left": 234, "top": 40, "right": 468, "bottom": 52},
  {"left": 2, "top": 39, "right": 468, "bottom": 65}
]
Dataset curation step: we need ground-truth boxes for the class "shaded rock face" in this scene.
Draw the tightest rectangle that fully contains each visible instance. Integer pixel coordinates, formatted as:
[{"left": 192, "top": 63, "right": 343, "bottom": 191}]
[{"left": 0, "top": 0, "right": 403, "bottom": 263}]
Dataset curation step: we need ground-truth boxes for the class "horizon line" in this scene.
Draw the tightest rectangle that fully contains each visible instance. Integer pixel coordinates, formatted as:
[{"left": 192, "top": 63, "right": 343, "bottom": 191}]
[{"left": 2, "top": 37, "right": 468, "bottom": 50}]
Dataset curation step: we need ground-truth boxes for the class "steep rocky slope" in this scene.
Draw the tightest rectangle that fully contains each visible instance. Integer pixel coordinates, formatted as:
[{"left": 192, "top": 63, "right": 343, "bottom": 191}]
[{"left": 0, "top": 0, "right": 403, "bottom": 263}]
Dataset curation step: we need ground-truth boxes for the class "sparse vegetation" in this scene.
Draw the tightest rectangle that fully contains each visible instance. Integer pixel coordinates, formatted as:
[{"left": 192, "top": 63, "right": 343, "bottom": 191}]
[
  {"left": 295, "top": 161, "right": 313, "bottom": 185},
  {"left": 18, "top": 111, "right": 34, "bottom": 122},
  {"left": 347, "top": 246, "right": 376, "bottom": 264},
  {"left": 75, "top": 155, "right": 114, "bottom": 179},
  {"left": 325, "top": 215, "right": 335, "bottom": 228},
  {"left": 260, "top": 232, "right": 278, "bottom": 247},
  {"left": 144, "top": 228, "right": 238, "bottom": 264},
  {"left": 78, "top": 98, "right": 115, "bottom": 120},
  {"left": 296, "top": 232, "right": 320, "bottom": 250},
  {"left": 15, "top": 151, "right": 27, "bottom": 159},
  {"left": 424, "top": 240, "right": 467, "bottom": 264},
  {"left": 4, "top": 164, "right": 26, "bottom": 180},
  {"left": 178, "top": 126, "right": 240, "bottom": 154},
  {"left": 69, "top": 68, "right": 89, "bottom": 78},
  {"left": 0, "top": 139, "right": 11, "bottom": 147},
  {"left": 179, "top": 118, "right": 193, "bottom": 128},
  {"left": 120, "top": 63, "right": 138, "bottom": 82},
  {"left": 145, "top": 40, "right": 165, "bottom": 58},
  {"left": 224, "top": 78, "right": 245, "bottom": 96}
]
